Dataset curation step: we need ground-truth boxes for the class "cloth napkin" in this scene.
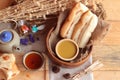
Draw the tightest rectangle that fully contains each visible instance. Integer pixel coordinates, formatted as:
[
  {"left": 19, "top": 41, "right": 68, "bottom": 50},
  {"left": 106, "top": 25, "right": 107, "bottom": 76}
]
[{"left": 49, "top": 56, "right": 93, "bottom": 80}]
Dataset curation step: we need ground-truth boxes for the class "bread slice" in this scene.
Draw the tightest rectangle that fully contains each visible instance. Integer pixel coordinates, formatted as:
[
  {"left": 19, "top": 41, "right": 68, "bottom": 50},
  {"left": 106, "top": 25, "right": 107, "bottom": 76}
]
[{"left": 0, "top": 54, "right": 20, "bottom": 80}]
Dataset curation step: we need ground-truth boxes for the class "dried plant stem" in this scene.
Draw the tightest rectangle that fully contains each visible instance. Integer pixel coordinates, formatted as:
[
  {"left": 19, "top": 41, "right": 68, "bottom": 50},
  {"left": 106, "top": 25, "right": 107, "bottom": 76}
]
[{"left": 0, "top": 0, "right": 81, "bottom": 22}]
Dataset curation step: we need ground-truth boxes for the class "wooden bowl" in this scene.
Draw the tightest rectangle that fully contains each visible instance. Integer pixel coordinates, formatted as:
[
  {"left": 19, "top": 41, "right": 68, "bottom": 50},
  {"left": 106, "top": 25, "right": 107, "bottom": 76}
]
[{"left": 46, "top": 27, "right": 93, "bottom": 68}]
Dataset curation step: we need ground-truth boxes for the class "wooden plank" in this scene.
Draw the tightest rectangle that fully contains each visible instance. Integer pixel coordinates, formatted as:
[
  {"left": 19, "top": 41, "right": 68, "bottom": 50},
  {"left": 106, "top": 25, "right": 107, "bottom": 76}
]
[
  {"left": 92, "top": 21, "right": 120, "bottom": 70},
  {"left": 92, "top": 19, "right": 120, "bottom": 80},
  {"left": 94, "top": 71, "right": 120, "bottom": 80},
  {"left": 98, "top": 0, "right": 120, "bottom": 20},
  {"left": 92, "top": 45, "right": 120, "bottom": 70},
  {"left": 93, "top": 1, "right": 120, "bottom": 80},
  {"left": 101, "top": 21, "right": 120, "bottom": 45}
]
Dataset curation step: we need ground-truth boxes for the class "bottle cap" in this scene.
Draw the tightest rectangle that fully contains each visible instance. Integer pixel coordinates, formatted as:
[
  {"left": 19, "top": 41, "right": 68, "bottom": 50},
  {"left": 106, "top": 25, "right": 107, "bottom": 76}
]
[{"left": 0, "top": 31, "right": 13, "bottom": 42}]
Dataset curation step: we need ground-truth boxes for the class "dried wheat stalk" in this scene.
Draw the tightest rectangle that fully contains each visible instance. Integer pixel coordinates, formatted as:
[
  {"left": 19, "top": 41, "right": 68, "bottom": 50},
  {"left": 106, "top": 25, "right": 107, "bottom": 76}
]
[
  {"left": 0, "top": 0, "right": 82, "bottom": 22},
  {"left": 0, "top": 0, "right": 106, "bottom": 22}
]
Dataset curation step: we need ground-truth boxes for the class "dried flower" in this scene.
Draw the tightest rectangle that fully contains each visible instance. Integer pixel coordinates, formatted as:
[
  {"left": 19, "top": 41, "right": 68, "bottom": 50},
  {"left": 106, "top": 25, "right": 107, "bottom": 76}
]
[
  {"left": 52, "top": 65, "right": 60, "bottom": 73},
  {"left": 63, "top": 73, "right": 71, "bottom": 79},
  {"left": 0, "top": 0, "right": 80, "bottom": 22}
]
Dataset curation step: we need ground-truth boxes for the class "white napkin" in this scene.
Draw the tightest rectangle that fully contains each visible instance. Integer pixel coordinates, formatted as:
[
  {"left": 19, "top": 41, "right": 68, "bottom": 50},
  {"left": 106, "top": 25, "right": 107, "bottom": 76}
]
[{"left": 50, "top": 56, "right": 93, "bottom": 80}]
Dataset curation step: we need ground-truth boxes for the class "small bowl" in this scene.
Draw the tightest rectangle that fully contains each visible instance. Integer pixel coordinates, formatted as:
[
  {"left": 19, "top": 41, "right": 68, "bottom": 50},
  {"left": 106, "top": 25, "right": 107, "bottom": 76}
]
[
  {"left": 55, "top": 39, "right": 79, "bottom": 61},
  {"left": 23, "top": 51, "right": 44, "bottom": 70}
]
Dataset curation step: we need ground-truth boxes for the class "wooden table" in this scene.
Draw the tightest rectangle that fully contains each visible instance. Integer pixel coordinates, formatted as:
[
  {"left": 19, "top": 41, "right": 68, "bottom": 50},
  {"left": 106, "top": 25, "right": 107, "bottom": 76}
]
[
  {"left": 0, "top": 0, "right": 119, "bottom": 80},
  {"left": 93, "top": 0, "right": 120, "bottom": 80}
]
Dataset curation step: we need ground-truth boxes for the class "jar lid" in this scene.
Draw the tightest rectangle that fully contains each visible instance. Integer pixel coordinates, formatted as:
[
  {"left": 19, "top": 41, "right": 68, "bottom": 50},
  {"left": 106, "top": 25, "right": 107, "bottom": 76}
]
[{"left": 0, "top": 31, "right": 13, "bottom": 42}]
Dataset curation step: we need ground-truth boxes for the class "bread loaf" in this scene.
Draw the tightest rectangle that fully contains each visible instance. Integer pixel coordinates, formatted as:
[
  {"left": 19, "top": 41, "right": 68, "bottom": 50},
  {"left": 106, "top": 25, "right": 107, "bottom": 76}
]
[
  {"left": 60, "top": 2, "right": 88, "bottom": 38},
  {"left": 77, "top": 14, "right": 98, "bottom": 48},
  {"left": 71, "top": 10, "right": 93, "bottom": 42}
]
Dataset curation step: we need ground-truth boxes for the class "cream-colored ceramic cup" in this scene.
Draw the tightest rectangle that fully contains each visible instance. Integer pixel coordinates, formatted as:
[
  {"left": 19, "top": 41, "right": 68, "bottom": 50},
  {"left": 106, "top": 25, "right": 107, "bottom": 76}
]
[
  {"left": 23, "top": 51, "right": 44, "bottom": 70},
  {"left": 55, "top": 39, "right": 79, "bottom": 61}
]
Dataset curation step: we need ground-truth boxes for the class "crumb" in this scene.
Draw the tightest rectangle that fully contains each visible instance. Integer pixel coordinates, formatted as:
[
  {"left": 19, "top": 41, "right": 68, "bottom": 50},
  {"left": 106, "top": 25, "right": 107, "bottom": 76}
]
[
  {"left": 12, "top": 73, "right": 16, "bottom": 77},
  {"left": 3, "top": 67, "right": 8, "bottom": 70},
  {"left": 26, "top": 74, "right": 30, "bottom": 78},
  {"left": 2, "top": 56, "right": 9, "bottom": 60}
]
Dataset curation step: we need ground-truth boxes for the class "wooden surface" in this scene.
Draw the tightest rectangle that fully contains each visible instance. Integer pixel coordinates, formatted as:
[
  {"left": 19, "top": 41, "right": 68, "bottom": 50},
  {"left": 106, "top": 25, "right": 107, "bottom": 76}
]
[
  {"left": 0, "top": 53, "right": 49, "bottom": 80},
  {"left": 93, "top": 0, "right": 120, "bottom": 80},
  {"left": 11, "top": 54, "right": 49, "bottom": 80},
  {"left": 0, "top": 0, "right": 119, "bottom": 80},
  {"left": 0, "top": 22, "right": 50, "bottom": 80}
]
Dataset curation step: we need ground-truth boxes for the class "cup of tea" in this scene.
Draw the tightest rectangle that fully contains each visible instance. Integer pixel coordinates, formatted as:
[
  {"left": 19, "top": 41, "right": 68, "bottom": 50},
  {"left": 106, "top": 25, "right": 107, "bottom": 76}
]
[
  {"left": 55, "top": 39, "right": 79, "bottom": 61},
  {"left": 23, "top": 51, "right": 44, "bottom": 70}
]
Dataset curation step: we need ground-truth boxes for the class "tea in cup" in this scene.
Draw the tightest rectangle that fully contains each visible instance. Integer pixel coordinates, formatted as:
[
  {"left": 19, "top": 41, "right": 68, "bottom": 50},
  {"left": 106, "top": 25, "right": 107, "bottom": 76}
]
[{"left": 23, "top": 51, "right": 44, "bottom": 70}]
